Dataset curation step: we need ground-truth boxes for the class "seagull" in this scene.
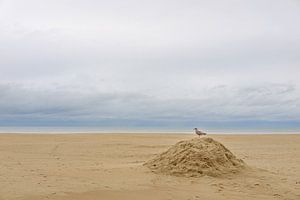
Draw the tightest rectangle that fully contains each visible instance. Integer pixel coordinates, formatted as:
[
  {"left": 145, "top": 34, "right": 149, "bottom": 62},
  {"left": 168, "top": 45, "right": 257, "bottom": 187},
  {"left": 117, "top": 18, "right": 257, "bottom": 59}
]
[{"left": 193, "top": 128, "right": 207, "bottom": 137}]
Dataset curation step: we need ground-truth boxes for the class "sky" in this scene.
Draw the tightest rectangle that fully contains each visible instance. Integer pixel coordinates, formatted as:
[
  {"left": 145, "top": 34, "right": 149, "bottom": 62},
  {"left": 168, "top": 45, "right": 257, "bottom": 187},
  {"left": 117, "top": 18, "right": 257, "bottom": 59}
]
[{"left": 0, "top": 0, "right": 300, "bottom": 131}]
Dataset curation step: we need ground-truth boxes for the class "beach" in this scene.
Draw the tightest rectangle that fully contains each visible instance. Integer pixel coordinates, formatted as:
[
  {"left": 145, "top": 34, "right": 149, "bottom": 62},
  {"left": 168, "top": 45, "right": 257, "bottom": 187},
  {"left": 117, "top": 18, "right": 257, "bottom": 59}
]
[{"left": 0, "top": 133, "right": 299, "bottom": 200}]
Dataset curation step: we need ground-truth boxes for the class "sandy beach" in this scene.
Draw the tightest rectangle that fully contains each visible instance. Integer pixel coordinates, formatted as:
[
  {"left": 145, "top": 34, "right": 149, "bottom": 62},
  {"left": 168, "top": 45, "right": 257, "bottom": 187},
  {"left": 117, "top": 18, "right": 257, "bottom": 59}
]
[{"left": 0, "top": 133, "right": 299, "bottom": 200}]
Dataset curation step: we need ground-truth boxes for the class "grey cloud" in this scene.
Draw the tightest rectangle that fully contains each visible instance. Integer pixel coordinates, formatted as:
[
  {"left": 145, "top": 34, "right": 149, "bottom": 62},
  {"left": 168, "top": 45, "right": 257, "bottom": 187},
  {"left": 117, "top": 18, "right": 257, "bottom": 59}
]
[
  {"left": 0, "top": 82, "right": 299, "bottom": 124},
  {"left": 0, "top": 0, "right": 299, "bottom": 128}
]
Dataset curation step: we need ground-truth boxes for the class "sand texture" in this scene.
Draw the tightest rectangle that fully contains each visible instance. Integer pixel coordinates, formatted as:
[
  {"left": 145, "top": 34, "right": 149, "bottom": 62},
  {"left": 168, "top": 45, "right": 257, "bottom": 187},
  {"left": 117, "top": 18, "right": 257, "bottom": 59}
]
[
  {"left": 0, "top": 133, "right": 299, "bottom": 200},
  {"left": 144, "top": 137, "right": 246, "bottom": 177}
]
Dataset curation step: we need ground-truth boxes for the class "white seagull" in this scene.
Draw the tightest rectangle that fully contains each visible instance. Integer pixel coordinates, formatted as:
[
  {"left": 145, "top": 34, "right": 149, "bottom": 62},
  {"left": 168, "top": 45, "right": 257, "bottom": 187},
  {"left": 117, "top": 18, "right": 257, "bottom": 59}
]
[{"left": 193, "top": 128, "right": 207, "bottom": 137}]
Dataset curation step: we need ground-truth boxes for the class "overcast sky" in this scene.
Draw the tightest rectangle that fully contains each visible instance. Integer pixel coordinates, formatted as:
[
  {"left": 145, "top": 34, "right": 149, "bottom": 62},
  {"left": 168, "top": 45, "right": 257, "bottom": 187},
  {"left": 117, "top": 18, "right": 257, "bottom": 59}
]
[{"left": 0, "top": 0, "right": 300, "bottom": 131}]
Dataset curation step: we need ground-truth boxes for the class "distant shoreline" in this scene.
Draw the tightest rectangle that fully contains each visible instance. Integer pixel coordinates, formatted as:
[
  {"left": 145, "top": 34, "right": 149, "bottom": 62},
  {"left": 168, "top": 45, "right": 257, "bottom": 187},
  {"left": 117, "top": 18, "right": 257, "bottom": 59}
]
[{"left": 0, "top": 131, "right": 299, "bottom": 135}]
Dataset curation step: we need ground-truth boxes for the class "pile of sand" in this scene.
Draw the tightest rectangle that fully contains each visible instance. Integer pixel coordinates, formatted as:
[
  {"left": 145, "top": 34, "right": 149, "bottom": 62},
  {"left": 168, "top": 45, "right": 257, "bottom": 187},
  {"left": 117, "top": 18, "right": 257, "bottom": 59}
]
[{"left": 144, "top": 137, "right": 246, "bottom": 177}]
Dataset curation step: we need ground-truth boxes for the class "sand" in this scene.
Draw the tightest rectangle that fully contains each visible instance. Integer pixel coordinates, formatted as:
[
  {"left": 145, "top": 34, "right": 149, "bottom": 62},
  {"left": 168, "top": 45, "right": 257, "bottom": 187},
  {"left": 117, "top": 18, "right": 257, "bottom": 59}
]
[
  {"left": 144, "top": 137, "right": 246, "bottom": 177},
  {"left": 0, "top": 133, "right": 299, "bottom": 200}
]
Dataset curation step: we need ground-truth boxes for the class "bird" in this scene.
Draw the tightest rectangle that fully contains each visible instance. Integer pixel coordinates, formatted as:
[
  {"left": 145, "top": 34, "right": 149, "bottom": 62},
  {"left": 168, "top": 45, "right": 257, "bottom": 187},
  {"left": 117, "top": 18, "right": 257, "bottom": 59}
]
[{"left": 193, "top": 128, "right": 207, "bottom": 137}]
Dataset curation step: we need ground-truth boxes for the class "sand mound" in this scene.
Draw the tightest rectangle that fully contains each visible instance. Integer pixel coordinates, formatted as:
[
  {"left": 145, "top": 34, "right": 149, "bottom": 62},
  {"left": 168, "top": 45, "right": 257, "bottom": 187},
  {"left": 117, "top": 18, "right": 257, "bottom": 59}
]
[{"left": 144, "top": 137, "right": 246, "bottom": 177}]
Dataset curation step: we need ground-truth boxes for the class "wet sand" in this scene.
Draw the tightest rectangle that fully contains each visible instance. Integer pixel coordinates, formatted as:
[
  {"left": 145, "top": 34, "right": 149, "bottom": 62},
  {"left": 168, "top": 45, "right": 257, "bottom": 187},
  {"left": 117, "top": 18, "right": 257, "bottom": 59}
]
[{"left": 0, "top": 133, "right": 299, "bottom": 200}]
